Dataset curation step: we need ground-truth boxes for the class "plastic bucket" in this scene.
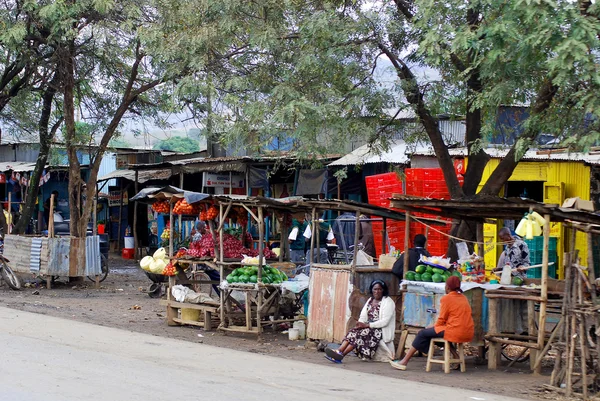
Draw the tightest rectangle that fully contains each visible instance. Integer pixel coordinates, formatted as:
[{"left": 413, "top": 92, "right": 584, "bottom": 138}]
[
  {"left": 124, "top": 236, "right": 135, "bottom": 249},
  {"left": 288, "top": 328, "right": 300, "bottom": 341},
  {"left": 181, "top": 309, "right": 200, "bottom": 321},
  {"left": 97, "top": 224, "right": 105, "bottom": 234}
]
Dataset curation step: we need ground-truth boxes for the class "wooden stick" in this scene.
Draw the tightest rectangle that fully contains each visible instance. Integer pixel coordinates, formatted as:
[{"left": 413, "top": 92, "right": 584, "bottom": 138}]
[
  {"left": 487, "top": 298, "right": 500, "bottom": 370},
  {"left": 309, "top": 207, "right": 316, "bottom": 265},
  {"left": 535, "top": 213, "right": 550, "bottom": 375},
  {"left": 167, "top": 200, "right": 174, "bottom": 301},
  {"left": 484, "top": 336, "right": 542, "bottom": 350},
  {"left": 7, "top": 192, "right": 11, "bottom": 234},
  {"left": 133, "top": 170, "right": 138, "bottom": 260},
  {"left": 484, "top": 294, "right": 544, "bottom": 302},
  {"left": 351, "top": 210, "right": 360, "bottom": 275},
  {"left": 508, "top": 347, "right": 529, "bottom": 369},
  {"left": 117, "top": 181, "right": 123, "bottom": 251},
  {"left": 257, "top": 207, "right": 264, "bottom": 336},
  {"left": 403, "top": 211, "right": 410, "bottom": 277},
  {"left": 528, "top": 300, "right": 538, "bottom": 370},
  {"left": 216, "top": 201, "right": 233, "bottom": 232},
  {"left": 219, "top": 203, "right": 225, "bottom": 325},
  {"left": 239, "top": 203, "right": 259, "bottom": 223},
  {"left": 382, "top": 216, "right": 386, "bottom": 255},
  {"left": 532, "top": 317, "right": 564, "bottom": 371}
]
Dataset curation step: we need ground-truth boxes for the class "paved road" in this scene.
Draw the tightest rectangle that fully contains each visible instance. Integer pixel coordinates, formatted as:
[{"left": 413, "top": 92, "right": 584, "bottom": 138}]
[{"left": 0, "top": 307, "right": 524, "bottom": 401}]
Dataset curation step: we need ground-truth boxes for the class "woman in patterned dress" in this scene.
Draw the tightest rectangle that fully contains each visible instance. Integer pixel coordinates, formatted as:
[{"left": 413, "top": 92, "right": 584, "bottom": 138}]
[{"left": 325, "top": 280, "right": 396, "bottom": 363}]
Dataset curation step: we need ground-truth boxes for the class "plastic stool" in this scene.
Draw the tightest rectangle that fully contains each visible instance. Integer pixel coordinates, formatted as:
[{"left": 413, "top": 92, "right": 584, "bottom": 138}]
[{"left": 425, "top": 338, "right": 466, "bottom": 373}]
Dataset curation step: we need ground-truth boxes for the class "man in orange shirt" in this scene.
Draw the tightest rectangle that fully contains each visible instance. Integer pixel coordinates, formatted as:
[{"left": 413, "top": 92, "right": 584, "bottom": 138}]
[{"left": 390, "top": 275, "right": 474, "bottom": 370}]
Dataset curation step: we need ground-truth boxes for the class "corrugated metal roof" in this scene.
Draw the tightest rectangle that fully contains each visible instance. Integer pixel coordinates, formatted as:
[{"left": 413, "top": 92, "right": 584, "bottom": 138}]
[
  {"left": 410, "top": 147, "right": 600, "bottom": 165},
  {"left": 328, "top": 141, "right": 430, "bottom": 166},
  {"left": 98, "top": 168, "right": 172, "bottom": 183},
  {"left": 0, "top": 162, "right": 37, "bottom": 172}
]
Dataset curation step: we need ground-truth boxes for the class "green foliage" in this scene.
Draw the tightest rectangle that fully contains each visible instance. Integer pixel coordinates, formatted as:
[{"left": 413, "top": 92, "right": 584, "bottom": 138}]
[{"left": 153, "top": 136, "right": 200, "bottom": 153}]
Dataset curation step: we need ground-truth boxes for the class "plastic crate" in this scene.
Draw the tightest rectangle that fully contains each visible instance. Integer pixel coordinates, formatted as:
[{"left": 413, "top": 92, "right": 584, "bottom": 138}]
[
  {"left": 526, "top": 263, "right": 557, "bottom": 279},
  {"left": 524, "top": 236, "right": 557, "bottom": 251},
  {"left": 365, "top": 172, "right": 402, "bottom": 187}
]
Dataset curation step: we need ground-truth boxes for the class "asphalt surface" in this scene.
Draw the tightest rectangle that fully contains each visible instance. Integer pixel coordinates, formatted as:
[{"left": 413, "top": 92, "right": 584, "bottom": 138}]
[{"left": 0, "top": 306, "right": 526, "bottom": 401}]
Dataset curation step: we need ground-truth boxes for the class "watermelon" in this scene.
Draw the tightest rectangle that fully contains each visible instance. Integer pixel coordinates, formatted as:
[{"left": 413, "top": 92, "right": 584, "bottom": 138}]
[
  {"left": 441, "top": 274, "right": 447, "bottom": 282},
  {"left": 422, "top": 272, "right": 433, "bottom": 282},
  {"left": 226, "top": 274, "right": 235, "bottom": 283},
  {"left": 415, "top": 265, "right": 427, "bottom": 274},
  {"left": 249, "top": 275, "right": 258, "bottom": 283},
  {"left": 426, "top": 266, "right": 434, "bottom": 274},
  {"left": 512, "top": 276, "right": 524, "bottom": 286},
  {"left": 239, "top": 274, "right": 250, "bottom": 283},
  {"left": 405, "top": 271, "right": 416, "bottom": 281},
  {"left": 262, "top": 276, "right": 272, "bottom": 284},
  {"left": 432, "top": 268, "right": 445, "bottom": 275},
  {"left": 432, "top": 273, "right": 443, "bottom": 283},
  {"left": 452, "top": 271, "right": 462, "bottom": 280},
  {"left": 414, "top": 273, "right": 422, "bottom": 281}
]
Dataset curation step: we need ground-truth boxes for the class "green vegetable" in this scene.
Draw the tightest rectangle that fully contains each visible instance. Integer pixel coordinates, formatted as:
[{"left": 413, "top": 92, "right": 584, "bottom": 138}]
[
  {"left": 432, "top": 268, "right": 445, "bottom": 275},
  {"left": 249, "top": 275, "right": 258, "bottom": 283},
  {"left": 512, "top": 276, "right": 524, "bottom": 286},
  {"left": 239, "top": 274, "right": 250, "bottom": 283},
  {"left": 262, "top": 276, "right": 272, "bottom": 284},
  {"left": 226, "top": 274, "right": 235, "bottom": 283},
  {"left": 281, "top": 272, "right": 288, "bottom": 281},
  {"left": 414, "top": 273, "right": 422, "bottom": 281},
  {"left": 415, "top": 265, "right": 427, "bottom": 274},
  {"left": 426, "top": 266, "right": 434, "bottom": 274},
  {"left": 441, "top": 274, "right": 447, "bottom": 282},
  {"left": 421, "top": 272, "right": 433, "bottom": 282},
  {"left": 432, "top": 273, "right": 443, "bottom": 283},
  {"left": 405, "top": 271, "right": 416, "bottom": 281},
  {"left": 452, "top": 271, "right": 462, "bottom": 281}
]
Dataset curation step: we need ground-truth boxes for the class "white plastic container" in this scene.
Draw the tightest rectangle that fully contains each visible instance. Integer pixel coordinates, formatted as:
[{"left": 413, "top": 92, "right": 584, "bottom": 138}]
[
  {"left": 500, "top": 264, "right": 513, "bottom": 285},
  {"left": 124, "top": 236, "right": 135, "bottom": 249},
  {"left": 293, "top": 321, "right": 306, "bottom": 340},
  {"left": 288, "top": 328, "right": 300, "bottom": 341}
]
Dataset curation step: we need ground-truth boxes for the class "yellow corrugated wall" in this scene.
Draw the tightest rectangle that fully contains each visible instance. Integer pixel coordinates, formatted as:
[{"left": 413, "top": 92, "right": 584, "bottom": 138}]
[{"left": 472, "top": 158, "right": 590, "bottom": 278}]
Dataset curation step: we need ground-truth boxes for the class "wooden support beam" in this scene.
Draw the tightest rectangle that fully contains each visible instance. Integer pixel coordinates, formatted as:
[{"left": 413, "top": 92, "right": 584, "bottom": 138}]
[
  {"left": 403, "top": 212, "right": 410, "bottom": 276},
  {"left": 535, "top": 213, "right": 550, "bottom": 375}
]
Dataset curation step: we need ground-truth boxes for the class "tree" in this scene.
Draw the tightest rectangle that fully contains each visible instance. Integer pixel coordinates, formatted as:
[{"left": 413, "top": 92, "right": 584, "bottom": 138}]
[
  {"left": 154, "top": 136, "right": 200, "bottom": 153},
  {"left": 168, "top": 0, "right": 600, "bottom": 257}
]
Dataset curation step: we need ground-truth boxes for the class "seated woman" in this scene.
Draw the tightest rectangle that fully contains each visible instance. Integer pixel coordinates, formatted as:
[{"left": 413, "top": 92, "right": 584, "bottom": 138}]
[
  {"left": 325, "top": 280, "right": 396, "bottom": 363},
  {"left": 390, "top": 275, "right": 474, "bottom": 370}
]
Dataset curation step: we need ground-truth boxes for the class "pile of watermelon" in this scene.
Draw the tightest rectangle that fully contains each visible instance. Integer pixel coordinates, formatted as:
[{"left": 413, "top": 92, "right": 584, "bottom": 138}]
[
  {"left": 226, "top": 265, "right": 288, "bottom": 284},
  {"left": 404, "top": 264, "right": 462, "bottom": 283}
]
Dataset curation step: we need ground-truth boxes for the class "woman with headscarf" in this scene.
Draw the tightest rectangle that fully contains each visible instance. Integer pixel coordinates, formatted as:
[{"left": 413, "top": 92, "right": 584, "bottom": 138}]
[
  {"left": 325, "top": 280, "right": 396, "bottom": 363},
  {"left": 390, "top": 275, "right": 474, "bottom": 370}
]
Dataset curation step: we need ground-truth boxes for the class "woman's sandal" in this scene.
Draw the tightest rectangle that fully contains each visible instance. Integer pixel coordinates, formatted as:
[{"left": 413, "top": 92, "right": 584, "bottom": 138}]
[
  {"left": 324, "top": 355, "right": 343, "bottom": 364},
  {"left": 325, "top": 347, "right": 344, "bottom": 361}
]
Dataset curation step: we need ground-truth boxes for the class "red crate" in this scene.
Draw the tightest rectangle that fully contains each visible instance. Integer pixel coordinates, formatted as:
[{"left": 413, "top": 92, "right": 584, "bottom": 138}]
[
  {"left": 366, "top": 172, "right": 402, "bottom": 188},
  {"left": 406, "top": 181, "right": 423, "bottom": 196}
]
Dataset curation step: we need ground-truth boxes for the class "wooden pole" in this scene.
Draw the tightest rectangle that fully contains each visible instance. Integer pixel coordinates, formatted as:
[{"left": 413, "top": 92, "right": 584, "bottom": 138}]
[
  {"left": 117, "top": 180, "right": 123, "bottom": 251},
  {"left": 586, "top": 230, "right": 600, "bottom": 375},
  {"left": 48, "top": 193, "right": 55, "bottom": 238},
  {"left": 133, "top": 170, "right": 139, "bottom": 260},
  {"left": 534, "top": 214, "right": 550, "bottom": 375},
  {"left": 382, "top": 217, "right": 387, "bottom": 255},
  {"left": 219, "top": 202, "right": 225, "bottom": 326},
  {"left": 167, "top": 198, "right": 174, "bottom": 301},
  {"left": 309, "top": 207, "right": 316, "bottom": 265},
  {"left": 351, "top": 211, "right": 361, "bottom": 274},
  {"left": 403, "top": 212, "right": 411, "bottom": 276},
  {"left": 178, "top": 173, "right": 184, "bottom": 243},
  {"left": 487, "top": 298, "right": 500, "bottom": 370},
  {"left": 476, "top": 223, "right": 484, "bottom": 257},
  {"left": 279, "top": 214, "right": 285, "bottom": 262},
  {"left": 7, "top": 192, "right": 11, "bottom": 234},
  {"left": 257, "top": 206, "right": 264, "bottom": 336}
]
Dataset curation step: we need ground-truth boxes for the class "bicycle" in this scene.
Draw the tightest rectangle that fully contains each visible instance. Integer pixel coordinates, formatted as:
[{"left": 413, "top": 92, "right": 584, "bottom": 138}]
[
  {"left": 87, "top": 253, "right": 109, "bottom": 283},
  {"left": 0, "top": 240, "right": 21, "bottom": 290}
]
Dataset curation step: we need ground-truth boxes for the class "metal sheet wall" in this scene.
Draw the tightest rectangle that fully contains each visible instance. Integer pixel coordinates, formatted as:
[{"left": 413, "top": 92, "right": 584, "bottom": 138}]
[{"left": 307, "top": 268, "right": 351, "bottom": 342}]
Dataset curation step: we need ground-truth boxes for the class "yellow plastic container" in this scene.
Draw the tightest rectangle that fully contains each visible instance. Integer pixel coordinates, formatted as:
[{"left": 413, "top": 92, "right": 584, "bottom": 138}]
[{"left": 181, "top": 308, "right": 200, "bottom": 321}]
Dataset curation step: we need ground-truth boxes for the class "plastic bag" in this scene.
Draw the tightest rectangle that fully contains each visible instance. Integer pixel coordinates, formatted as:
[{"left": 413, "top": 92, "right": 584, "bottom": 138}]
[{"left": 354, "top": 250, "right": 374, "bottom": 266}]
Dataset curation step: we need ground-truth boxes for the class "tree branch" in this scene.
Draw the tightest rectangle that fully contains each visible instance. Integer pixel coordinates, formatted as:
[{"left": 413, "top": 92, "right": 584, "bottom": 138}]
[{"left": 378, "top": 42, "right": 463, "bottom": 198}]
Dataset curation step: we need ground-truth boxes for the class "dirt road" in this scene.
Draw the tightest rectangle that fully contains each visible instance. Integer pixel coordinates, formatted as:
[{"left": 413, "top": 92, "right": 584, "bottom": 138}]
[{"left": 0, "top": 256, "right": 560, "bottom": 400}]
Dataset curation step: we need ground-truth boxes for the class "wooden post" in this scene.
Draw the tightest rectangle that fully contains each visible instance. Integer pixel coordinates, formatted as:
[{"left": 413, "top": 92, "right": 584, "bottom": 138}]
[
  {"left": 257, "top": 207, "right": 264, "bottom": 335},
  {"left": 7, "top": 192, "right": 11, "bottom": 234},
  {"left": 309, "top": 207, "right": 316, "bottom": 265},
  {"left": 116, "top": 181, "right": 124, "bottom": 251},
  {"left": 487, "top": 298, "right": 500, "bottom": 370},
  {"left": 476, "top": 223, "right": 484, "bottom": 257},
  {"left": 219, "top": 202, "right": 225, "bottom": 326},
  {"left": 133, "top": 170, "right": 139, "bottom": 261},
  {"left": 586, "top": 230, "right": 600, "bottom": 371},
  {"left": 403, "top": 212, "right": 411, "bottom": 276},
  {"left": 534, "top": 213, "right": 550, "bottom": 375},
  {"left": 528, "top": 300, "right": 537, "bottom": 370},
  {"left": 351, "top": 211, "right": 361, "bottom": 274},
  {"left": 167, "top": 198, "right": 174, "bottom": 301},
  {"left": 279, "top": 214, "right": 286, "bottom": 262},
  {"left": 93, "top": 197, "right": 98, "bottom": 236},
  {"left": 178, "top": 173, "right": 183, "bottom": 244},
  {"left": 48, "top": 193, "right": 55, "bottom": 238},
  {"left": 382, "top": 217, "right": 387, "bottom": 255}
]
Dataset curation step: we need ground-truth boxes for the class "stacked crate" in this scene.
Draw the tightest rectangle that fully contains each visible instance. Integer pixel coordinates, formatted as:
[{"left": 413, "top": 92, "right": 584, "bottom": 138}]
[
  {"left": 404, "top": 168, "right": 463, "bottom": 256},
  {"left": 365, "top": 173, "right": 404, "bottom": 256},
  {"left": 524, "top": 236, "right": 558, "bottom": 278}
]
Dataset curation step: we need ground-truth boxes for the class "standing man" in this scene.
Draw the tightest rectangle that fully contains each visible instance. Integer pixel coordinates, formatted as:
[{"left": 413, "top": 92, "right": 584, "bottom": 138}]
[
  {"left": 391, "top": 234, "right": 431, "bottom": 279},
  {"left": 496, "top": 227, "right": 530, "bottom": 279},
  {"left": 359, "top": 215, "right": 376, "bottom": 257},
  {"left": 43, "top": 190, "right": 59, "bottom": 229}
]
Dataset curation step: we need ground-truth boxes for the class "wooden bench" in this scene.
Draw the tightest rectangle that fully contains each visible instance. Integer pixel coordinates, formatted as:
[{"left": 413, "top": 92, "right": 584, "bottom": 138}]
[{"left": 159, "top": 300, "right": 219, "bottom": 331}]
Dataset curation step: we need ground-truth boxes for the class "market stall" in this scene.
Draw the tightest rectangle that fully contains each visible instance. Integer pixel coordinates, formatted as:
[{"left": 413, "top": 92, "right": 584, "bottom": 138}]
[
  {"left": 303, "top": 199, "right": 449, "bottom": 343},
  {"left": 389, "top": 195, "right": 600, "bottom": 374},
  {"left": 131, "top": 187, "right": 310, "bottom": 336}
]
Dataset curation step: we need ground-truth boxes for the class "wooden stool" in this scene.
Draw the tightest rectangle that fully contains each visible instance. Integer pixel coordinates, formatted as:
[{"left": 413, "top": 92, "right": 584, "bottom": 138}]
[{"left": 425, "top": 338, "right": 466, "bottom": 373}]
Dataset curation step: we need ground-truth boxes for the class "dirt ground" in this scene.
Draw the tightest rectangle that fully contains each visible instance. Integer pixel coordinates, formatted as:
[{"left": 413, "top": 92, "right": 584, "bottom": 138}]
[{"left": 0, "top": 255, "right": 578, "bottom": 400}]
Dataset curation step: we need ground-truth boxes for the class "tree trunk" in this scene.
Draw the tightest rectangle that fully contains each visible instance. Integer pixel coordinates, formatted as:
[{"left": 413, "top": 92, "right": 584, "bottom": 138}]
[
  {"left": 13, "top": 77, "right": 61, "bottom": 235},
  {"left": 62, "top": 42, "right": 85, "bottom": 237}
]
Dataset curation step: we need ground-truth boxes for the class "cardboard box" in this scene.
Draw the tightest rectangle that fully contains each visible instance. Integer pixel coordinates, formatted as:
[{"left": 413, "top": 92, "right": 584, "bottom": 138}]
[
  {"left": 378, "top": 254, "right": 398, "bottom": 270},
  {"left": 561, "top": 197, "right": 594, "bottom": 212}
]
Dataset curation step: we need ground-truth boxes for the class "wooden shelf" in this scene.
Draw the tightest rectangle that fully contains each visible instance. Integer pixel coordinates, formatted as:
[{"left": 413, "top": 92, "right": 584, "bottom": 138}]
[{"left": 160, "top": 300, "right": 218, "bottom": 312}]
